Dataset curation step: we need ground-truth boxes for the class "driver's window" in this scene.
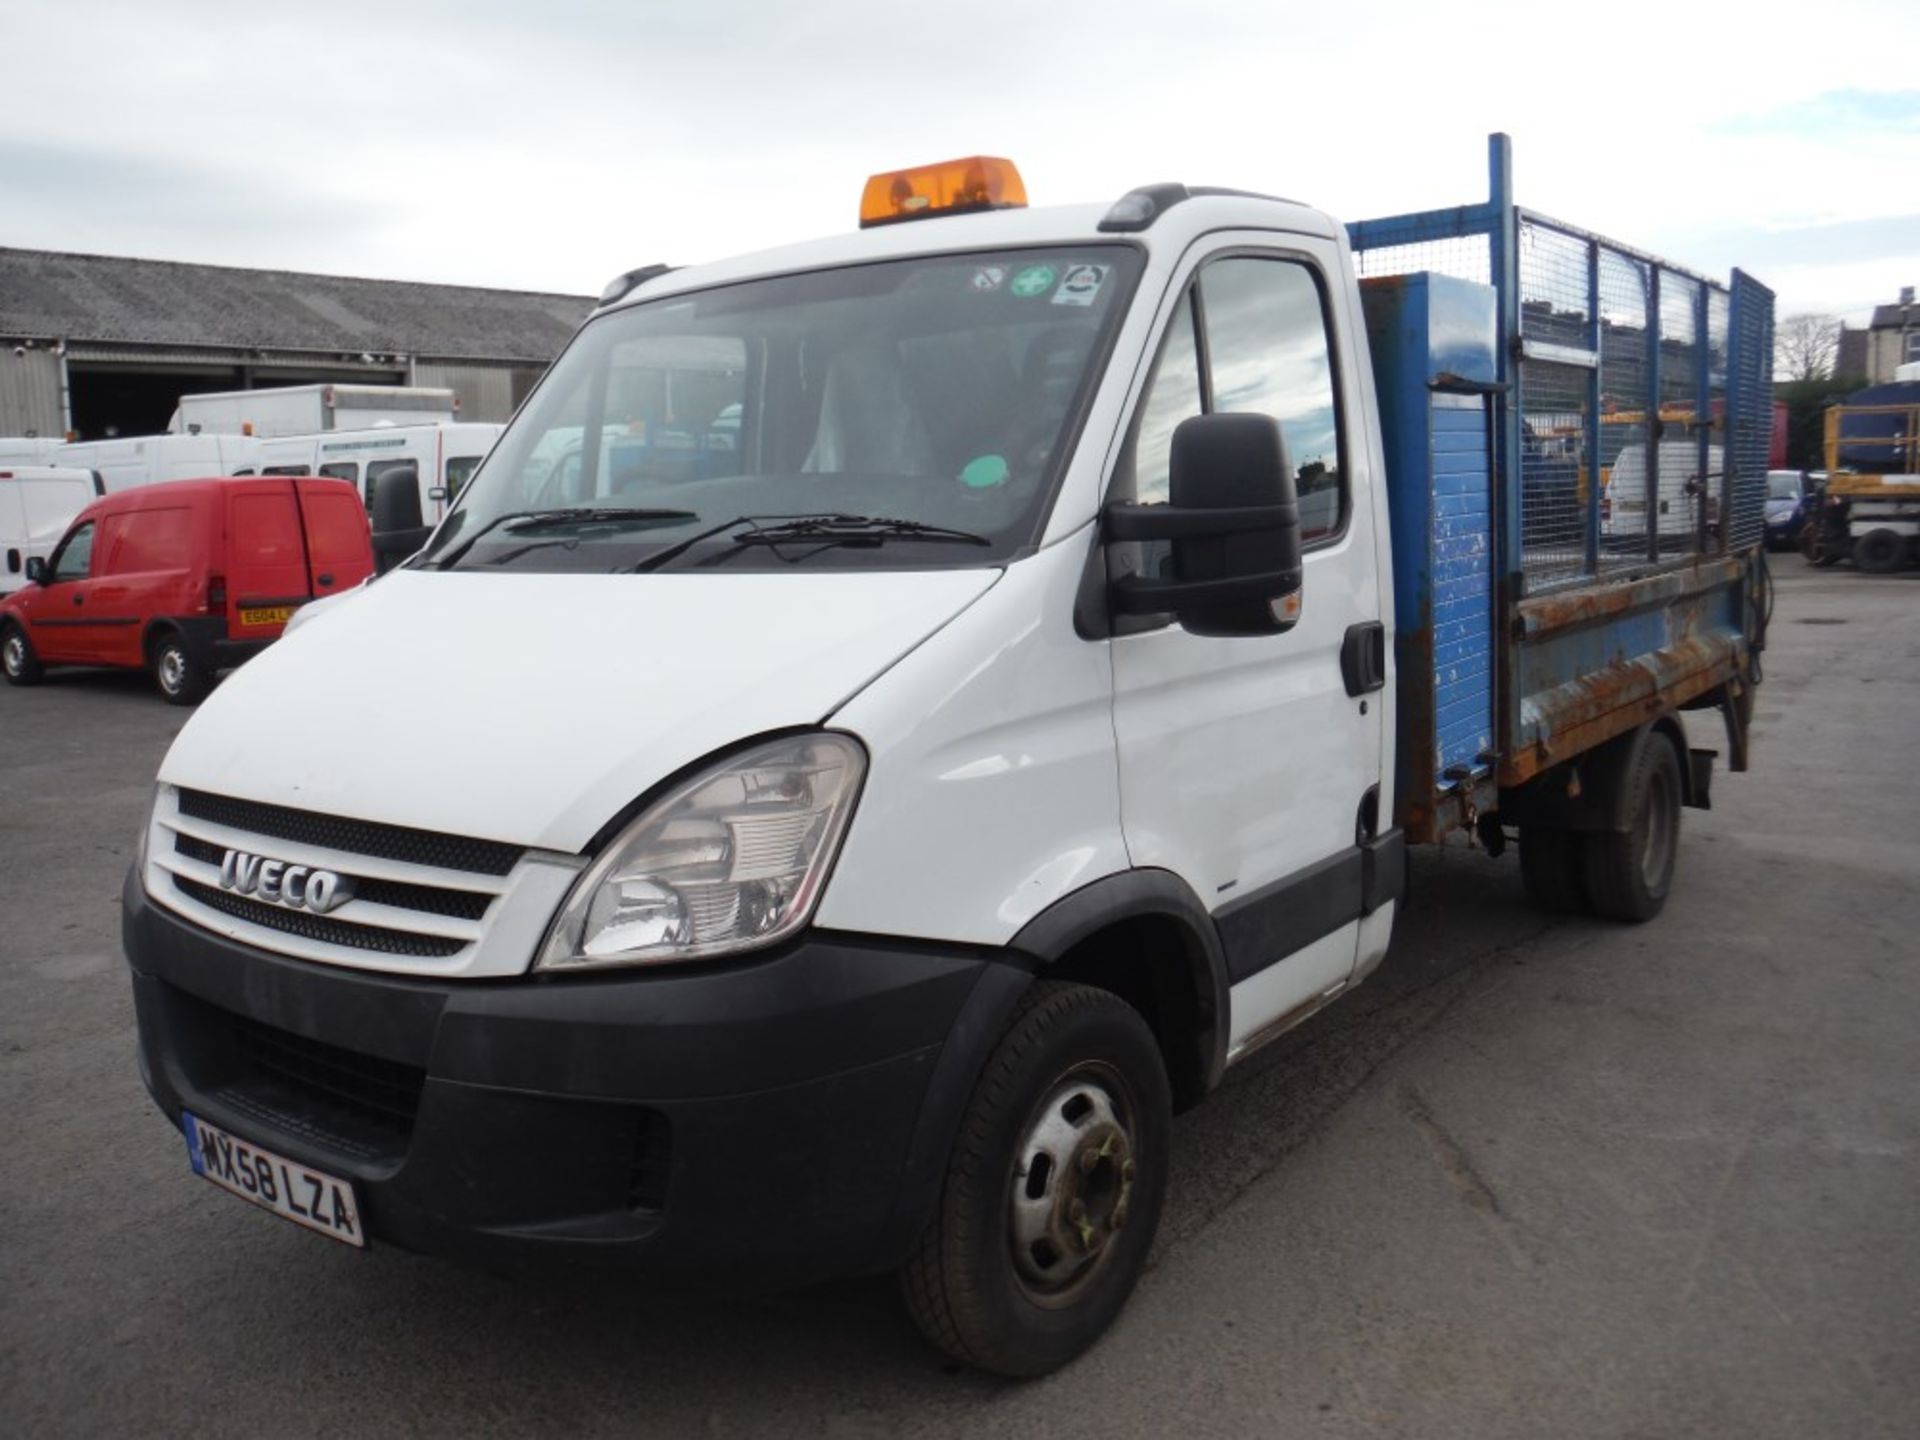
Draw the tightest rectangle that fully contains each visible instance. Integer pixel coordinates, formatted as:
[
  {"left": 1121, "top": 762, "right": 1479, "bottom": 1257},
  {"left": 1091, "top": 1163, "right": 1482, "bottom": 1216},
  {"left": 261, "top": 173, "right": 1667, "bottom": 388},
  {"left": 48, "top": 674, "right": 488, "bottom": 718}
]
[{"left": 49, "top": 522, "right": 96, "bottom": 581}]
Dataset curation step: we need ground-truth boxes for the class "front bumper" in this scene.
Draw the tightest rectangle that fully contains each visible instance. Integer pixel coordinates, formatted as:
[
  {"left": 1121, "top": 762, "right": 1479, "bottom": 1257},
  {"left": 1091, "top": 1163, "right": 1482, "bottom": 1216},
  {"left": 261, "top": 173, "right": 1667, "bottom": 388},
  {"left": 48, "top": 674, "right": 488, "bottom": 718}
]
[{"left": 123, "top": 870, "right": 1030, "bottom": 1280}]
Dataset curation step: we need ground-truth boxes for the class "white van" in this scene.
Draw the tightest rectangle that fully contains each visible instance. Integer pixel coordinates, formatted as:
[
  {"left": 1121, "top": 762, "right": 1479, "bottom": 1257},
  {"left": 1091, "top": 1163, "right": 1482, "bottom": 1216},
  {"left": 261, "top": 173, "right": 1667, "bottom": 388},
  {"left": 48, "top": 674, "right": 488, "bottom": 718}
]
[
  {"left": 251, "top": 422, "right": 503, "bottom": 522},
  {"left": 60, "top": 434, "right": 261, "bottom": 493},
  {"left": 1603, "top": 439, "right": 1724, "bottom": 542},
  {"left": 0, "top": 467, "right": 102, "bottom": 595}
]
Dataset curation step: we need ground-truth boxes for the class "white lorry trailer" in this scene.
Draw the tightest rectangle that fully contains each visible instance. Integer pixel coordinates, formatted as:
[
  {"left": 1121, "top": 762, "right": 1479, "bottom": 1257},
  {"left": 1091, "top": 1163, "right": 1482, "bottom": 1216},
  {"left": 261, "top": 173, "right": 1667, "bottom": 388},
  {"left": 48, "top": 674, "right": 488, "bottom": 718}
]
[
  {"left": 168, "top": 384, "right": 458, "bottom": 438},
  {"left": 121, "top": 140, "right": 1774, "bottom": 1375}
]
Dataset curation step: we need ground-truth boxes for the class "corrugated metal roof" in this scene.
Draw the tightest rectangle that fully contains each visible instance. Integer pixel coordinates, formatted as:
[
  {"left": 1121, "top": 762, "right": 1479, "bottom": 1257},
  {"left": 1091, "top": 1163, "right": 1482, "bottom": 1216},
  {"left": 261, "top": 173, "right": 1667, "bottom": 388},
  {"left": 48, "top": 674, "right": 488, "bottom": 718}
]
[{"left": 0, "top": 247, "right": 593, "bottom": 362}]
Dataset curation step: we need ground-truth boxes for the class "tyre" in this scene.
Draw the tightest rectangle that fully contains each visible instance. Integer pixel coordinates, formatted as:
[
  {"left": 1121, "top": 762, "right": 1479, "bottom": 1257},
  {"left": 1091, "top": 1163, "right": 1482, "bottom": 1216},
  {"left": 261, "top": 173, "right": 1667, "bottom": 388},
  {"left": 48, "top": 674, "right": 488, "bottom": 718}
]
[
  {"left": 901, "top": 980, "right": 1172, "bottom": 1377},
  {"left": 1, "top": 623, "right": 44, "bottom": 685},
  {"left": 1519, "top": 825, "right": 1587, "bottom": 913},
  {"left": 1583, "top": 732, "right": 1682, "bottom": 922},
  {"left": 150, "top": 631, "right": 209, "bottom": 705},
  {"left": 1854, "top": 528, "right": 1908, "bottom": 575}
]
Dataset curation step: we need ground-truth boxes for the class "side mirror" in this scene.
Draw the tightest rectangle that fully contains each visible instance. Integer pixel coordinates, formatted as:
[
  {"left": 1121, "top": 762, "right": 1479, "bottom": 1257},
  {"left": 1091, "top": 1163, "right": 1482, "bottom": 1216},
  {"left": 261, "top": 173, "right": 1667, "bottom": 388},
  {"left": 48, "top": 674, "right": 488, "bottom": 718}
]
[
  {"left": 368, "top": 465, "right": 428, "bottom": 574},
  {"left": 1104, "top": 413, "right": 1304, "bottom": 636},
  {"left": 24, "top": 556, "right": 48, "bottom": 584}
]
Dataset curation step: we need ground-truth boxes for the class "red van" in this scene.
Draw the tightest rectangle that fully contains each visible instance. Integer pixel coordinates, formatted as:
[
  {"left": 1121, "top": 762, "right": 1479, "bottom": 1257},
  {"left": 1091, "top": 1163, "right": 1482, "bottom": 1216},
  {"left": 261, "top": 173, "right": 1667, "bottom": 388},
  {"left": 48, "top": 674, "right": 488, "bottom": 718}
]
[{"left": 0, "top": 476, "right": 373, "bottom": 704}]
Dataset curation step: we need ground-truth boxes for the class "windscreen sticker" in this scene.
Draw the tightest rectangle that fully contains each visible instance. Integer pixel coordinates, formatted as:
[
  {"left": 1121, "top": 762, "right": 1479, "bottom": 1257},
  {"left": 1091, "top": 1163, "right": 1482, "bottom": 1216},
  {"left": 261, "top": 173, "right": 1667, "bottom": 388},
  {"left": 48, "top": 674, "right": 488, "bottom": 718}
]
[
  {"left": 970, "top": 265, "right": 1006, "bottom": 292},
  {"left": 1010, "top": 264, "right": 1056, "bottom": 298},
  {"left": 1051, "top": 263, "right": 1110, "bottom": 307}
]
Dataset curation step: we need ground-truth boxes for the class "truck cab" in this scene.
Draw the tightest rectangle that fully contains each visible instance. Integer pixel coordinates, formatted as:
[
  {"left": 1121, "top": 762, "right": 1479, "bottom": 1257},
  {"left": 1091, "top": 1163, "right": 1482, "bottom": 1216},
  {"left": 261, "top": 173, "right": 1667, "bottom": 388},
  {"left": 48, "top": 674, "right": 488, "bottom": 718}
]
[{"left": 121, "top": 146, "right": 1772, "bottom": 1376}]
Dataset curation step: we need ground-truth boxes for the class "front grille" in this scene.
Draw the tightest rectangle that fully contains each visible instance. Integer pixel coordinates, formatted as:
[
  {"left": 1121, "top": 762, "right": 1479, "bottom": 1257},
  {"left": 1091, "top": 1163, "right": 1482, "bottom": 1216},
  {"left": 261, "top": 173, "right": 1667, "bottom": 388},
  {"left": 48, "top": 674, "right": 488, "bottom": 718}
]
[
  {"left": 177, "top": 788, "right": 524, "bottom": 876},
  {"left": 172, "top": 832, "right": 492, "bottom": 922},
  {"left": 210, "top": 1004, "right": 427, "bottom": 1160},
  {"left": 174, "top": 875, "right": 467, "bottom": 958}
]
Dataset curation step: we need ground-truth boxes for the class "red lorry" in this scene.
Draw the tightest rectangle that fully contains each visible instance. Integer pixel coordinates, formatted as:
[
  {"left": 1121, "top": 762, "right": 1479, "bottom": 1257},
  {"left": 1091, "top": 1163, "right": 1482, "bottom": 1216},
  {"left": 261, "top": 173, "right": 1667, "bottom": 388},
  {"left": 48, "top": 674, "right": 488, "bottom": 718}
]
[{"left": 0, "top": 476, "right": 372, "bottom": 703}]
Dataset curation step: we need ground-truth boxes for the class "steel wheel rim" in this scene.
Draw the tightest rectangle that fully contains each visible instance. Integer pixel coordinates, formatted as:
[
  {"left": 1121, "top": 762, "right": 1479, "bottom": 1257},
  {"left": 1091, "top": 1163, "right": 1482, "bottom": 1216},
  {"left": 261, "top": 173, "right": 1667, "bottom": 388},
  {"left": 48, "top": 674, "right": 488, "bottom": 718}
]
[
  {"left": 2, "top": 634, "right": 21, "bottom": 675},
  {"left": 1007, "top": 1061, "right": 1138, "bottom": 1307},
  {"left": 158, "top": 648, "right": 185, "bottom": 694},
  {"left": 1640, "top": 763, "right": 1675, "bottom": 890}
]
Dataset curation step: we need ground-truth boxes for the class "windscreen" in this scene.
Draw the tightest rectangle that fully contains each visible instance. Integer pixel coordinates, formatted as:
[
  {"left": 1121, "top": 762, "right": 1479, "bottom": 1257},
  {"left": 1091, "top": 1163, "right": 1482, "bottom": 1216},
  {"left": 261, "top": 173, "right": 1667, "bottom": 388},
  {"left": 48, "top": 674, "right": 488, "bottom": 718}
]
[{"left": 418, "top": 247, "right": 1140, "bottom": 572}]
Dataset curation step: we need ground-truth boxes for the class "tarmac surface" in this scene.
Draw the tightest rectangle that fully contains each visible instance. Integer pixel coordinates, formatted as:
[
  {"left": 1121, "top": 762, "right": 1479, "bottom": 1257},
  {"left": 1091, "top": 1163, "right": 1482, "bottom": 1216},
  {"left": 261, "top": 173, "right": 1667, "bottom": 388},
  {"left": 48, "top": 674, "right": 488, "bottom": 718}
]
[{"left": 2, "top": 563, "right": 1916, "bottom": 1438}]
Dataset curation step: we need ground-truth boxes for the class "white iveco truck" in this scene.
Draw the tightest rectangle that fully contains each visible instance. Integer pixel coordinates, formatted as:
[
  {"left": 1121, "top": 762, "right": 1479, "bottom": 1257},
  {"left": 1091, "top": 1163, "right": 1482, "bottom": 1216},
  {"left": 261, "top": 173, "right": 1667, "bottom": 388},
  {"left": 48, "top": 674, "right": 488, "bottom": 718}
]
[{"left": 123, "top": 144, "right": 1773, "bottom": 1374}]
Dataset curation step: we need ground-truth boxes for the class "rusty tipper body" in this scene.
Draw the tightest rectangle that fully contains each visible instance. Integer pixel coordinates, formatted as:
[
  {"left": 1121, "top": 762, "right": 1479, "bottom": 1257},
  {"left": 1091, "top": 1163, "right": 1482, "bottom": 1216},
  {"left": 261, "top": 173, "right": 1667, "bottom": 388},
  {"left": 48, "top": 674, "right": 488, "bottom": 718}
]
[{"left": 1354, "top": 135, "right": 1771, "bottom": 857}]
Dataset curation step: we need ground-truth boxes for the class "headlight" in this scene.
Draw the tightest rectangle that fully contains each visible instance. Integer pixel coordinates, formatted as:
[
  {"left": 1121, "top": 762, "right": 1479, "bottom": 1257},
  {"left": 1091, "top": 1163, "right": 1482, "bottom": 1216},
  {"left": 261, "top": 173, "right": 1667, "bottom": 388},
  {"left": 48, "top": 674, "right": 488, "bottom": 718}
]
[{"left": 537, "top": 733, "right": 866, "bottom": 971}]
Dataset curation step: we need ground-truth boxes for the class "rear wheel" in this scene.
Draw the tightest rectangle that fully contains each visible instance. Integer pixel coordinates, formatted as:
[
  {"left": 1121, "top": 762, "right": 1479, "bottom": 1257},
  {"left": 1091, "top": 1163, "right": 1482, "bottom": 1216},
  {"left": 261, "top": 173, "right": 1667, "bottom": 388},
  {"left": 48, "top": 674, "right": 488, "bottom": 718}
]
[
  {"left": 1519, "top": 825, "right": 1588, "bottom": 913},
  {"left": 1854, "top": 528, "right": 1908, "bottom": 575},
  {"left": 1583, "top": 732, "right": 1682, "bottom": 922},
  {"left": 901, "top": 981, "right": 1172, "bottom": 1377},
  {"left": 1, "top": 623, "right": 44, "bottom": 685},
  {"left": 150, "top": 631, "right": 209, "bottom": 706}
]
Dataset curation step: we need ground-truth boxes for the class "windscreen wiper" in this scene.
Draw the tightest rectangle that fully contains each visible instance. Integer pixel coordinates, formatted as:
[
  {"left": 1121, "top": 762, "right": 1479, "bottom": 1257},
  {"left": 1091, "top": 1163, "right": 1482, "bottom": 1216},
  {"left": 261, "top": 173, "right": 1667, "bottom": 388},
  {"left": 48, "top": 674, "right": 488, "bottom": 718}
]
[
  {"left": 428, "top": 507, "right": 697, "bottom": 570},
  {"left": 731, "top": 515, "right": 992, "bottom": 550}
]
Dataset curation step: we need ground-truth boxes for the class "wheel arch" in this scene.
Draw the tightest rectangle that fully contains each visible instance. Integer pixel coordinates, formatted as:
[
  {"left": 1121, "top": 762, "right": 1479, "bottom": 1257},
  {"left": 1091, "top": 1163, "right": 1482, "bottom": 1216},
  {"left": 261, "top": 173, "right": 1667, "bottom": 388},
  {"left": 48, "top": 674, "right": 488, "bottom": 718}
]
[{"left": 1008, "top": 868, "right": 1230, "bottom": 1110}]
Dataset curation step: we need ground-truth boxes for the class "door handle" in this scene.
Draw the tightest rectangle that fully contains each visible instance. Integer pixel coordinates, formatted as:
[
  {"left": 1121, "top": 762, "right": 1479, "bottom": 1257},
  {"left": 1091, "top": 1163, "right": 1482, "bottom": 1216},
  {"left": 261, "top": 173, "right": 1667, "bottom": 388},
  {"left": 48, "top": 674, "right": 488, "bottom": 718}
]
[
  {"left": 317, "top": 573, "right": 335, "bottom": 587},
  {"left": 1340, "top": 621, "right": 1385, "bottom": 697},
  {"left": 72, "top": 593, "right": 85, "bottom": 606}
]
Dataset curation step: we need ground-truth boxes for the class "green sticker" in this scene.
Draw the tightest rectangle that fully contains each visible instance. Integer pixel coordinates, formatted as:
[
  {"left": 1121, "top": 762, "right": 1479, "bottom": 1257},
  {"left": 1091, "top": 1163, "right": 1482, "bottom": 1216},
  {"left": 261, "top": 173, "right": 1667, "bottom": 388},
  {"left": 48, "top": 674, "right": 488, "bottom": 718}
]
[
  {"left": 1010, "top": 265, "right": 1055, "bottom": 298},
  {"left": 960, "top": 454, "right": 1010, "bottom": 489}
]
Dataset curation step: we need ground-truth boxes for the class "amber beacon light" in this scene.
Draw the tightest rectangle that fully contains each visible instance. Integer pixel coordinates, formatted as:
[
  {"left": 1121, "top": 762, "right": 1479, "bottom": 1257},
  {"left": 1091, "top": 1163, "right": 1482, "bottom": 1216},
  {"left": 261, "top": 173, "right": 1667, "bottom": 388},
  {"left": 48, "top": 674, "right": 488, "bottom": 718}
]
[{"left": 859, "top": 156, "right": 1028, "bottom": 228}]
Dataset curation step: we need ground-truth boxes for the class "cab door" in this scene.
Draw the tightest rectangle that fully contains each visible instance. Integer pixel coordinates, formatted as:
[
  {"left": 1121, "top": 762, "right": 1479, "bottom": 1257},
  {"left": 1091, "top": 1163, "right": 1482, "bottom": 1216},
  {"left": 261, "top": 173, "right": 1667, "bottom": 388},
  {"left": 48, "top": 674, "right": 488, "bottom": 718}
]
[
  {"left": 18, "top": 519, "right": 103, "bottom": 662},
  {"left": 1106, "top": 237, "right": 1386, "bottom": 1058}
]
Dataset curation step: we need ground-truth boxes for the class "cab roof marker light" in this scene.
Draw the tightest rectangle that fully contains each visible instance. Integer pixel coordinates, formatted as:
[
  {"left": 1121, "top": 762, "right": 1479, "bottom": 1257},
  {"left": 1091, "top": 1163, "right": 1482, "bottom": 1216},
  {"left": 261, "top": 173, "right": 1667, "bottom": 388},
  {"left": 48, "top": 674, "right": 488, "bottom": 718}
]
[
  {"left": 859, "top": 156, "right": 1027, "bottom": 229},
  {"left": 1098, "top": 183, "right": 1306, "bottom": 233},
  {"left": 598, "top": 263, "right": 676, "bottom": 309}
]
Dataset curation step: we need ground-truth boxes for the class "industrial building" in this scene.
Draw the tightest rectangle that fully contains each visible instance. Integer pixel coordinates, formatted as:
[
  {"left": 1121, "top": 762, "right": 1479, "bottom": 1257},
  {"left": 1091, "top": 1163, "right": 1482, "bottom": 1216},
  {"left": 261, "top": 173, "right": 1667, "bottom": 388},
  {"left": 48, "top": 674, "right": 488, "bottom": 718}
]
[{"left": 0, "top": 247, "right": 592, "bottom": 440}]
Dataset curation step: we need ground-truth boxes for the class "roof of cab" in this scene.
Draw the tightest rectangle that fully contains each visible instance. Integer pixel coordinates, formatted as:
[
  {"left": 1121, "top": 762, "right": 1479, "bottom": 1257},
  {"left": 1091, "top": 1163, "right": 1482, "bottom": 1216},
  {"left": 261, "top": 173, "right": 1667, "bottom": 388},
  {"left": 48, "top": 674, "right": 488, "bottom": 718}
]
[{"left": 601, "top": 192, "right": 1342, "bottom": 315}]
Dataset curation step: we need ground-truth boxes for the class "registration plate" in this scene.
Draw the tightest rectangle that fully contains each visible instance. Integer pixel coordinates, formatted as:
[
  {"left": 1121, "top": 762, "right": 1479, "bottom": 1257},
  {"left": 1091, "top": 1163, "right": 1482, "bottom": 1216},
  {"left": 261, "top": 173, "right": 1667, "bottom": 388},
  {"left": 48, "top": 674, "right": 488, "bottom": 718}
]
[
  {"left": 239, "top": 605, "right": 297, "bottom": 626},
  {"left": 183, "top": 1111, "right": 366, "bottom": 1248}
]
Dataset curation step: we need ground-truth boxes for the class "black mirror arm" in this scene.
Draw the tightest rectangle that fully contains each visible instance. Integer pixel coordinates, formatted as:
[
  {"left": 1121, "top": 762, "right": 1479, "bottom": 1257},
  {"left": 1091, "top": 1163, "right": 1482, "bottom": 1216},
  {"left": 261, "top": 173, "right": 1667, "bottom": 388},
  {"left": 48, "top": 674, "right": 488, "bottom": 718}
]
[
  {"left": 1103, "top": 500, "right": 1300, "bottom": 543},
  {"left": 1111, "top": 565, "right": 1305, "bottom": 616}
]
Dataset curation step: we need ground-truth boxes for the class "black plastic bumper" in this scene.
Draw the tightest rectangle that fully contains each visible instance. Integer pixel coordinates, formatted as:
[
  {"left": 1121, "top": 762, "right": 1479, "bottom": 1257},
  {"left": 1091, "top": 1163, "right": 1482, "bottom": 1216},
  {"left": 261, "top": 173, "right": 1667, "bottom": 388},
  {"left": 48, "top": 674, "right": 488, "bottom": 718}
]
[
  {"left": 172, "top": 616, "right": 269, "bottom": 671},
  {"left": 122, "top": 871, "right": 1032, "bottom": 1280}
]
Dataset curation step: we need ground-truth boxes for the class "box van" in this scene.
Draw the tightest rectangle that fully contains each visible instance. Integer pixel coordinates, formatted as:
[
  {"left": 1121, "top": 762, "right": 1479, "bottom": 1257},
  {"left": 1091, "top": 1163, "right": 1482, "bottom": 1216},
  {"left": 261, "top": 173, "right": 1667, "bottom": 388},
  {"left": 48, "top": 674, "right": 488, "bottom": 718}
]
[
  {"left": 0, "top": 476, "right": 372, "bottom": 702},
  {"left": 248, "top": 422, "right": 504, "bottom": 522},
  {"left": 170, "top": 383, "right": 459, "bottom": 438},
  {"left": 1, "top": 467, "right": 103, "bottom": 595},
  {"left": 121, "top": 141, "right": 1773, "bottom": 1375}
]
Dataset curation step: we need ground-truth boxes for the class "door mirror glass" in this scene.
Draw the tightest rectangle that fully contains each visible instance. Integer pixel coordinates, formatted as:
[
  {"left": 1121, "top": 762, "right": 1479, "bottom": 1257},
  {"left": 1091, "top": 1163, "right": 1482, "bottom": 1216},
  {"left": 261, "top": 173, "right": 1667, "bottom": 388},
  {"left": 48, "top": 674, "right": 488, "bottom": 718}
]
[{"left": 24, "top": 555, "right": 47, "bottom": 584}]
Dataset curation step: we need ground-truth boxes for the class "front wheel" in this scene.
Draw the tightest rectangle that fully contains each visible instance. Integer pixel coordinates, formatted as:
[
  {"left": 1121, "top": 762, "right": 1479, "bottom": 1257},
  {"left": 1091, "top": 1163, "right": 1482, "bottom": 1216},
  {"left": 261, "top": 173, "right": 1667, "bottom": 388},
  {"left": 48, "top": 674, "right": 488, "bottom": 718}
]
[
  {"left": 1, "top": 623, "right": 45, "bottom": 685},
  {"left": 151, "top": 631, "right": 209, "bottom": 706},
  {"left": 1583, "top": 732, "right": 1682, "bottom": 922},
  {"left": 901, "top": 981, "right": 1172, "bottom": 1377}
]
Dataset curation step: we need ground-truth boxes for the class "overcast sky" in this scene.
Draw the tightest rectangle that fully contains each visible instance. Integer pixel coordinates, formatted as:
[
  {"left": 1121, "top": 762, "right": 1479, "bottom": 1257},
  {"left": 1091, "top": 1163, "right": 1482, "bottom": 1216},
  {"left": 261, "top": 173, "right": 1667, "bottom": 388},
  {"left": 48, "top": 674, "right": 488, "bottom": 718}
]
[{"left": 2, "top": 0, "right": 1915, "bottom": 324}]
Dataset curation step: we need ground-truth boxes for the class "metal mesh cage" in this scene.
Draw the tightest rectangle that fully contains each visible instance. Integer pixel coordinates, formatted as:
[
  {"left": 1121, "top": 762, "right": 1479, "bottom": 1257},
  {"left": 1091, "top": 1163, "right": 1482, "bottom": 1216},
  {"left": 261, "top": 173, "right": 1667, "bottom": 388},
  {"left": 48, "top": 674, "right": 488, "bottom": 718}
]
[
  {"left": 1516, "top": 224, "right": 1591, "bottom": 583},
  {"left": 1352, "top": 234, "right": 1491, "bottom": 286},
  {"left": 1658, "top": 273, "right": 1705, "bottom": 557},
  {"left": 1727, "top": 272, "right": 1775, "bottom": 551},
  {"left": 1597, "top": 251, "right": 1649, "bottom": 573}
]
